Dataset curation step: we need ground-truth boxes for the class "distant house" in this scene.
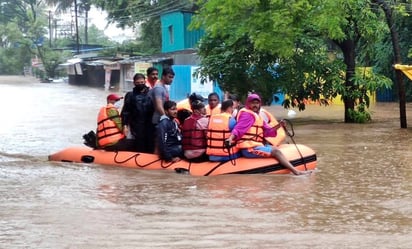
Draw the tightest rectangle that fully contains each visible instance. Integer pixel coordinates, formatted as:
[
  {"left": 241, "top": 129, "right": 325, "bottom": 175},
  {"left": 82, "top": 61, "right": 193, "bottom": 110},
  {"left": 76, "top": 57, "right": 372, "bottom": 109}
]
[{"left": 65, "top": 10, "right": 211, "bottom": 97}]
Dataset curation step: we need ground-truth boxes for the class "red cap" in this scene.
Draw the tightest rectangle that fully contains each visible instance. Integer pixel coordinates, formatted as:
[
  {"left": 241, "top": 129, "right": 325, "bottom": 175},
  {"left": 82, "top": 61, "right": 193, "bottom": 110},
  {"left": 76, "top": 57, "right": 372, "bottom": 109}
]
[{"left": 107, "top": 93, "right": 123, "bottom": 101}]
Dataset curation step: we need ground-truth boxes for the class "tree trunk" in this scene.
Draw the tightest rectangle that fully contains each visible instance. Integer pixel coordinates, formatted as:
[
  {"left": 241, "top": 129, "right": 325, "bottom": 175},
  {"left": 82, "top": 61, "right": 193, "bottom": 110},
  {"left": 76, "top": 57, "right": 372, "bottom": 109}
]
[
  {"left": 336, "top": 39, "right": 356, "bottom": 123},
  {"left": 373, "top": 0, "right": 407, "bottom": 128}
]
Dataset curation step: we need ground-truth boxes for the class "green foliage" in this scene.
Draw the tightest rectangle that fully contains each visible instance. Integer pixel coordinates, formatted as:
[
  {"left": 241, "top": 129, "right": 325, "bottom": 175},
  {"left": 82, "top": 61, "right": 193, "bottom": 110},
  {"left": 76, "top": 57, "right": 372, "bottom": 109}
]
[
  {"left": 348, "top": 103, "right": 372, "bottom": 123},
  {"left": 0, "top": 0, "right": 70, "bottom": 78},
  {"left": 193, "top": 0, "right": 313, "bottom": 58},
  {"left": 193, "top": 0, "right": 397, "bottom": 123},
  {"left": 277, "top": 36, "right": 345, "bottom": 110}
]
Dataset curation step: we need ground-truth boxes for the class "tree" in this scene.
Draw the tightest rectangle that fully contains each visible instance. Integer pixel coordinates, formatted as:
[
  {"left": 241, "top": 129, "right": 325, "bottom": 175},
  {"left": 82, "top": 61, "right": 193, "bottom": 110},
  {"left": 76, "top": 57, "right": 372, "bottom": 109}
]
[
  {"left": 372, "top": 0, "right": 407, "bottom": 128},
  {"left": 192, "top": 0, "right": 392, "bottom": 123},
  {"left": 0, "top": 0, "right": 67, "bottom": 78}
]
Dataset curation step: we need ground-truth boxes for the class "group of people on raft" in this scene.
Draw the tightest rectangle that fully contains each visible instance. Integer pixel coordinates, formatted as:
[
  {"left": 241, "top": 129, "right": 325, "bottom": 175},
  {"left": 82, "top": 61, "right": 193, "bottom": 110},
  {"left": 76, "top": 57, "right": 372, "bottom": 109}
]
[{"left": 86, "top": 67, "right": 309, "bottom": 175}]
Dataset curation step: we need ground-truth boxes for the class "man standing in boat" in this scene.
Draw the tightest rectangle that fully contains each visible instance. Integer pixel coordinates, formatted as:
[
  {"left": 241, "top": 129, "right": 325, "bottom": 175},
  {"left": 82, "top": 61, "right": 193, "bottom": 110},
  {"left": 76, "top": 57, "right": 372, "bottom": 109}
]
[
  {"left": 225, "top": 93, "right": 309, "bottom": 175},
  {"left": 146, "top": 67, "right": 159, "bottom": 89},
  {"left": 121, "top": 73, "right": 155, "bottom": 153},
  {"left": 150, "top": 67, "right": 175, "bottom": 126}
]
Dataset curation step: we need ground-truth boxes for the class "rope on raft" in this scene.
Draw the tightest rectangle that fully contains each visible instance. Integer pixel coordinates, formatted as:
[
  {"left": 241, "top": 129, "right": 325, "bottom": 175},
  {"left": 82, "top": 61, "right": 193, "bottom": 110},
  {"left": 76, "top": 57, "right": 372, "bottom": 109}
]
[{"left": 113, "top": 151, "right": 163, "bottom": 168}]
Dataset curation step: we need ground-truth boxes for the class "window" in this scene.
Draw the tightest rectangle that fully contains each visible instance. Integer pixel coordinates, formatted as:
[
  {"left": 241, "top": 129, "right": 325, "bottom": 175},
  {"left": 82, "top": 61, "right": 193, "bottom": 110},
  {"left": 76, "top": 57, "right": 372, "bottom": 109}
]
[{"left": 168, "top": 25, "right": 174, "bottom": 44}]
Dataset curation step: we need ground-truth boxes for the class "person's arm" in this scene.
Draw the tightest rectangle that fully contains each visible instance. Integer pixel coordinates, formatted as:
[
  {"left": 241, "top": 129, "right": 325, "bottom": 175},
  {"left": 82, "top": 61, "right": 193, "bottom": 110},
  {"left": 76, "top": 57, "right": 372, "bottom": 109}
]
[
  {"left": 226, "top": 112, "right": 254, "bottom": 145},
  {"left": 157, "top": 120, "right": 172, "bottom": 161},
  {"left": 231, "top": 112, "right": 254, "bottom": 140},
  {"left": 121, "top": 92, "right": 131, "bottom": 135},
  {"left": 228, "top": 117, "right": 237, "bottom": 130},
  {"left": 263, "top": 121, "right": 277, "bottom": 137},
  {"left": 153, "top": 87, "right": 165, "bottom": 116}
]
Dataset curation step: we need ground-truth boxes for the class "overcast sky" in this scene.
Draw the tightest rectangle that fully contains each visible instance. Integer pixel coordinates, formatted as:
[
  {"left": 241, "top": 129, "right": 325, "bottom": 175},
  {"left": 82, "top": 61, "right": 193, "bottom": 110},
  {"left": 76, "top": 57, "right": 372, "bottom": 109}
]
[{"left": 88, "top": 7, "right": 136, "bottom": 42}]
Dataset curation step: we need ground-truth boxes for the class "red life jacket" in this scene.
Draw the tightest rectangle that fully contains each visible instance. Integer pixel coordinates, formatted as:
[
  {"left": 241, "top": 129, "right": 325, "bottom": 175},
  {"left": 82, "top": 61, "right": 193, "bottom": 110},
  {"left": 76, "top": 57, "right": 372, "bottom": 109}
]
[{"left": 182, "top": 114, "right": 207, "bottom": 150}]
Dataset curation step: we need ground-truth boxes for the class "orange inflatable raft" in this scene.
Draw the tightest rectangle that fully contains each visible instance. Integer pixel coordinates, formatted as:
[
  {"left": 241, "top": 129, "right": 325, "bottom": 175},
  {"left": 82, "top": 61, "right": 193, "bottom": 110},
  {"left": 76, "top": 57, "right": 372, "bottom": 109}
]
[{"left": 48, "top": 144, "right": 317, "bottom": 176}]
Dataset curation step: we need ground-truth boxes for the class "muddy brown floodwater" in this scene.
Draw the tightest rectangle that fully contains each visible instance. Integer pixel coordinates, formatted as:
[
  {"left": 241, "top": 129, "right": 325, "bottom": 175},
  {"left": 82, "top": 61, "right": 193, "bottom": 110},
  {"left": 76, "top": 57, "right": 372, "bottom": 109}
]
[{"left": 0, "top": 76, "right": 411, "bottom": 248}]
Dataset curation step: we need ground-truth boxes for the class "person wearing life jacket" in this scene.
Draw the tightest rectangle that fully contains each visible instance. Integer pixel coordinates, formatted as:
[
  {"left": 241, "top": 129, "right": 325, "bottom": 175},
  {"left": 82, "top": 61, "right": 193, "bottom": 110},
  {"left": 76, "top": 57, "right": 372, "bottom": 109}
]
[
  {"left": 227, "top": 93, "right": 244, "bottom": 119},
  {"left": 259, "top": 108, "right": 286, "bottom": 146},
  {"left": 206, "top": 99, "right": 241, "bottom": 162},
  {"left": 181, "top": 100, "right": 209, "bottom": 162},
  {"left": 225, "top": 93, "right": 309, "bottom": 175},
  {"left": 205, "top": 92, "right": 221, "bottom": 116},
  {"left": 96, "top": 94, "right": 134, "bottom": 151}
]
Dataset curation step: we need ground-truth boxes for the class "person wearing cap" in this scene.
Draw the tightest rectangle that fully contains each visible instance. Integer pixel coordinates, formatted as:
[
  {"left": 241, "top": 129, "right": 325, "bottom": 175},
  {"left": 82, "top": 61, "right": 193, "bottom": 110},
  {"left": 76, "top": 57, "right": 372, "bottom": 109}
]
[
  {"left": 121, "top": 73, "right": 155, "bottom": 153},
  {"left": 96, "top": 93, "right": 134, "bottom": 151},
  {"left": 181, "top": 99, "right": 209, "bottom": 161},
  {"left": 225, "top": 93, "right": 309, "bottom": 175}
]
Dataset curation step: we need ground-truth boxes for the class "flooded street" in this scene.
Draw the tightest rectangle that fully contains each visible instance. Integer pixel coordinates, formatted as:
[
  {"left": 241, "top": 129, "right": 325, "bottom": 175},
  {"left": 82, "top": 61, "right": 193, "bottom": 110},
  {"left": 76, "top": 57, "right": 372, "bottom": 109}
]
[{"left": 1, "top": 76, "right": 411, "bottom": 248}]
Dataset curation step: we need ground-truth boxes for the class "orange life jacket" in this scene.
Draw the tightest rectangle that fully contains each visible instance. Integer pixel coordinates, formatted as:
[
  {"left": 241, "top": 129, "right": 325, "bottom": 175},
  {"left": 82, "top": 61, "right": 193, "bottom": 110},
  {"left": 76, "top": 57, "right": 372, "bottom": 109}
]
[
  {"left": 206, "top": 113, "right": 239, "bottom": 156},
  {"left": 97, "top": 104, "right": 125, "bottom": 147},
  {"left": 236, "top": 108, "right": 265, "bottom": 149},
  {"left": 182, "top": 114, "right": 207, "bottom": 150},
  {"left": 206, "top": 104, "right": 221, "bottom": 116},
  {"left": 259, "top": 108, "right": 286, "bottom": 146},
  {"left": 177, "top": 98, "right": 192, "bottom": 112}
]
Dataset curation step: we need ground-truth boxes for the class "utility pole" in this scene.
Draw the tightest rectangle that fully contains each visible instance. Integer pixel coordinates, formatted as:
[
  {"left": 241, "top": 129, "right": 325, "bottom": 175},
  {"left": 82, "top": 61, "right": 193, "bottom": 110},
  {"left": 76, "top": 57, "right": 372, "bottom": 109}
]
[
  {"left": 48, "top": 10, "right": 52, "bottom": 47},
  {"left": 74, "top": 0, "right": 80, "bottom": 54}
]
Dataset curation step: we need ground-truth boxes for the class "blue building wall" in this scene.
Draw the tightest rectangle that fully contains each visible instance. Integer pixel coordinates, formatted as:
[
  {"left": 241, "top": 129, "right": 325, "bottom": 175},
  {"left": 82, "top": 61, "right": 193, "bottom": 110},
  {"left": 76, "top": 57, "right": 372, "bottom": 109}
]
[
  {"left": 376, "top": 88, "right": 395, "bottom": 102},
  {"left": 170, "top": 65, "right": 223, "bottom": 102},
  {"left": 161, "top": 11, "right": 204, "bottom": 53},
  {"left": 170, "top": 65, "right": 192, "bottom": 101},
  {"left": 183, "top": 13, "right": 204, "bottom": 49}
]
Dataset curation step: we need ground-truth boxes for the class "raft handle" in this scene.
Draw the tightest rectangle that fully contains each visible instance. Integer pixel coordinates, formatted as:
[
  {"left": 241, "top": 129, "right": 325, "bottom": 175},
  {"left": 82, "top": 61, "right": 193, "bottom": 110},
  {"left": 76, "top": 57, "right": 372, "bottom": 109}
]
[{"left": 81, "top": 155, "right": 95, "bottom": 163}]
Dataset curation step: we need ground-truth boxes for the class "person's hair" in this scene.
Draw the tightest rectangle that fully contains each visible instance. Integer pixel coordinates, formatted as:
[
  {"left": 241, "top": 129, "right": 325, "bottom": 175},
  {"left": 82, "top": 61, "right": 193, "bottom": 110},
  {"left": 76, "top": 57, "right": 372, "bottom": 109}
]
[
  {"left": 162, "top": 67, "right": 175, "bottom": 77},
  {"left": 191, "top": 100, "right": 205, "bottom": 110},
  {"left": 164, "top": 100, "right": 176, "bottom": 111},
  {"left": 189, "top": 92, "right": 204, "bottom": 103},
  {"left": 221, "top": 99, "right": 234, "bottom": 112},
  {"left": 228, "top": 94, "right": 239, "bottom": 102},
  {"left": 133, "top": 73, "right": 145, "bottom": 81},
  {"left": 208, "top": 92, "right": 220, "bottom": 101},
  {"left": 146, "top": 67, "right": 158, "bottom": 76}
]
